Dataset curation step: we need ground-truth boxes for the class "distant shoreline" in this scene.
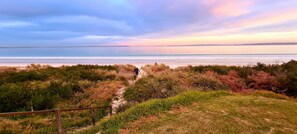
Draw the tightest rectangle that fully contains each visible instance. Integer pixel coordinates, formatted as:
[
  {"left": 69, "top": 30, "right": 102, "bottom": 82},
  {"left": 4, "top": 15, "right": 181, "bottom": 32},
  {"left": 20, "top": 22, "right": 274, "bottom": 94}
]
[
  {"left": 1, "top": 54, "right": 297, "bottom": 68},
  {"left": 1, "top": 60, "right": 296, "bottom": 69}
]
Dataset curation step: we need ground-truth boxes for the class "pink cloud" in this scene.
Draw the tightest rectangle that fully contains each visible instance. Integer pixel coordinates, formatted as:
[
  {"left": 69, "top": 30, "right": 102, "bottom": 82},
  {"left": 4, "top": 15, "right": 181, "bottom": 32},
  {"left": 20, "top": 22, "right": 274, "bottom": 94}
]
[
  {"left": 203, "top": 0, "right": 253, "bottom": 17},
  {"left": 230, "top": 8, "right": 297, "bottom": 28}
]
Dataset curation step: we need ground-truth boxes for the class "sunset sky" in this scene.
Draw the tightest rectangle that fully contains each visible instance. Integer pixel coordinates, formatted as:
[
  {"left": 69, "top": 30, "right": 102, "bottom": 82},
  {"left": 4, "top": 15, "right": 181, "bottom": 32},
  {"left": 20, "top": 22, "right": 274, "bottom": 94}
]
[{"left": 0, "top": 0, "right": 297, "bottom": 47}]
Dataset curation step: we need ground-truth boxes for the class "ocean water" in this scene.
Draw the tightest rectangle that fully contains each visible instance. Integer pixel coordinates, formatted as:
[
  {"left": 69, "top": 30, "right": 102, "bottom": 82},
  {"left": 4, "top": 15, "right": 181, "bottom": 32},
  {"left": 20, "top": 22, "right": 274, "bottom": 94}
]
[{"left": 0, "top": 45, "right": 297, "bottom": 67}]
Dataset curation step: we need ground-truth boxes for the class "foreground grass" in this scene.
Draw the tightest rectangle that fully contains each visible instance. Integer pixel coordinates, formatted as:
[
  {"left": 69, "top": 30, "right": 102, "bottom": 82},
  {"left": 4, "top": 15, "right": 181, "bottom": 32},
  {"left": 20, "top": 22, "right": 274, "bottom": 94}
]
[
  {"left": 77, "top": 91, "right": 232, "bottom": 134},
  {"left": 79, "top": 90, "right": 297, "bottom": 134},
  {"left": 135, "top": 95, "right": 297, "bottom": 133}
]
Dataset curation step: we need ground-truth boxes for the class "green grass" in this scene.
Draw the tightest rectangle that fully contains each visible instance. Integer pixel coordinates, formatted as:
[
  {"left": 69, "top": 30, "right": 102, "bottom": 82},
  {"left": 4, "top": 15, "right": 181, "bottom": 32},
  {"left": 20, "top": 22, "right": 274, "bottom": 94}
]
[
  {"left": 77, "top": 91, "right": 233, "bottom": 134},
  {"left": 135, "top": 93, "right": 297, "bottom": 134},
  {"left": 78, "top": 90, "right": 297, "bottom": 134}
]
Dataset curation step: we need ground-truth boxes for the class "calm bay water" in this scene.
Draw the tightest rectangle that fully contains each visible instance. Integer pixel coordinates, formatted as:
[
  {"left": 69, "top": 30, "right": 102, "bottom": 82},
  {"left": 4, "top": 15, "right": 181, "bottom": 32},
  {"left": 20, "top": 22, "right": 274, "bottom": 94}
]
[{"left": 0, "top": 45, "right": 297, "bottom": 67}]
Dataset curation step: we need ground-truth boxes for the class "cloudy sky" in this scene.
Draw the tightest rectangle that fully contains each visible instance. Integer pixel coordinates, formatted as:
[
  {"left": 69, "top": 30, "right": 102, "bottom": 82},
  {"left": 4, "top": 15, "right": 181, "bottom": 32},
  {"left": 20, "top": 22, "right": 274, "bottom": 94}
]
[{"left": 1, "top": 0, "right": 297, "bottom": 47}]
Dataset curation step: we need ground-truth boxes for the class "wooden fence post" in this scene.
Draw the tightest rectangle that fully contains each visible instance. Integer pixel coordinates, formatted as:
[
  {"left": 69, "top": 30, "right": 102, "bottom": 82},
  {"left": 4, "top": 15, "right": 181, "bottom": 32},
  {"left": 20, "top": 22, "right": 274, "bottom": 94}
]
[
  {"left": 109, "top": 106, "right": 112, "bottom": 115},
  {"left": 91, "top": 108, "right": 96, "bottom": 126},
  {"left": 55, "top": 110, "right": 63, "bottom": 134}
]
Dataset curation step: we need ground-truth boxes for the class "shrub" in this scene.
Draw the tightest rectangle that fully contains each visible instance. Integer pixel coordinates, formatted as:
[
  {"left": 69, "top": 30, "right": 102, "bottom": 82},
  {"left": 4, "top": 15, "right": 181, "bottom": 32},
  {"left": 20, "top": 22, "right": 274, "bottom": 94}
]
[
  {"left": 280, "top": 60, "right": 297, "bottom": 97},
  {"left": 142, "top": 63, "right": 170, "bottom": 76},
  {"left": 246, "top": 71, "right": 280, "bottom": 91},
  {"left": 115, "top": 64, "right": 135, "bottom": 81},
  {"left": 190, "top": 65, "right": 234, "bottom": 75},
  {"left": 253, "top": 62, "right": 280, "bottom": 75},
  {"left": 63, "top": 64, "right": 118, "bottom": 72},
  {"left": 0, "top": 83, "right": 31, "bottom": 112},
  {"left": 124, "top": 76, "right": 183, "bottom": 102},
  {"left": 116, "top": 102, "right": 137, "bottom": 113},
  {"left": 234, "top": 67, "right": 253, "bottom": 78},
  {"left": 1, "top": 71, "right": 48, "bottom": 84},
  {"left": 189, "top": 74, "right": 226, "bottom": 90},
  {"left": 0, "top": 81, "right": 83, "bottom": 112},
  {"left": 219, "top": 70, "right": 248, "bottom": 92}
]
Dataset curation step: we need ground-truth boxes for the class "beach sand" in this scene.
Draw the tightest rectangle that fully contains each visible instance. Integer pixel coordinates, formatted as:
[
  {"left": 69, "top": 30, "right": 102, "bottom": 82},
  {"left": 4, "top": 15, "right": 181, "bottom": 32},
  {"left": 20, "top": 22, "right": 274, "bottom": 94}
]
[{"left": 0, "top": 58, "right": 293, "bottom": 68}]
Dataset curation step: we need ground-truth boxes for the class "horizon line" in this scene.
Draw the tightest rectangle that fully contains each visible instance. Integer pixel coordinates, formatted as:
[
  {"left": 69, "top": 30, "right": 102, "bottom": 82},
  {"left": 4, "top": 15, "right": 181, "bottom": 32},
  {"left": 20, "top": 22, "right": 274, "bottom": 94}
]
[
  {"left": 0, "top": 42, "right": 297, "bottom": 49},
  {"left": 1, "top": 53, "right": 297, "bottom": 58}
]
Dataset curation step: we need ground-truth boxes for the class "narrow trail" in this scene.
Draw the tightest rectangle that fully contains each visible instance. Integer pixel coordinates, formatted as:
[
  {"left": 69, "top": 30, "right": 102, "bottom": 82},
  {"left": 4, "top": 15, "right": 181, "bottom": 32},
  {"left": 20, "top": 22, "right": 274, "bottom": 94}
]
[
  {"left": 73, "top": 69, "right": 147, "bottom": 134},
  {"left": 111, "top": 69, "right": 147, "bottom": 114}
]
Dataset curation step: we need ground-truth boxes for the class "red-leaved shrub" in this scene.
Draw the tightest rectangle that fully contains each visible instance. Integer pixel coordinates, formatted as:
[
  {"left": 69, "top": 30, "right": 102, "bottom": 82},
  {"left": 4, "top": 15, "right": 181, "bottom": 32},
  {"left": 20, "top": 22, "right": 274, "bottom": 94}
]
[
  {"left": 247, "top": 71, "right": 279, "bottom": 91},
  {"left": 219, "top": 70, "right": 248, "bottom": 92}
]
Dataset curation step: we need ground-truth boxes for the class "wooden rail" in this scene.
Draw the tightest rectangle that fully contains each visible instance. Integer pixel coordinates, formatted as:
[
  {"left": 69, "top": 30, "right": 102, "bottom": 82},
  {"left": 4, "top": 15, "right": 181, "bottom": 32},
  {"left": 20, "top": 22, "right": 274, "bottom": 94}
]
[{"left": 0, "top": 106, "right": 112, "bottom": 134}]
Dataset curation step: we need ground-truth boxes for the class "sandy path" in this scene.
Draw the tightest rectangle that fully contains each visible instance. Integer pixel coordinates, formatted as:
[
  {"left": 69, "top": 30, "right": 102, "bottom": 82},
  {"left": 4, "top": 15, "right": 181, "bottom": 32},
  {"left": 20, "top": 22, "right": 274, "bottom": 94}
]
[
  {"left": 73, "top": 69, "right": 147, "bottom": 134},
  {"left": 111, "top": 69, "right": 147, "bottom": 114}
]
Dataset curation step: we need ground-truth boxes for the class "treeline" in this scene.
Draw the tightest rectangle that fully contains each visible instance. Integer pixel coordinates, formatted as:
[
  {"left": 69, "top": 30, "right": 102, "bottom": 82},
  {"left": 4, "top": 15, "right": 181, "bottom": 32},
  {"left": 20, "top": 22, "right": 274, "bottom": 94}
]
[{"left": 0, "top": 65, "right": 127, "bottom": 112}]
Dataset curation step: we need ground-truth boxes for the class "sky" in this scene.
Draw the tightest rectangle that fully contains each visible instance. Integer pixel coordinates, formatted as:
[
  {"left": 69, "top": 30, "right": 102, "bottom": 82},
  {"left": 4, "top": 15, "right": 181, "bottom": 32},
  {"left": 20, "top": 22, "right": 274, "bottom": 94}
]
[{"left": 1, "top": 0, "right": 297, "bottom": 48}]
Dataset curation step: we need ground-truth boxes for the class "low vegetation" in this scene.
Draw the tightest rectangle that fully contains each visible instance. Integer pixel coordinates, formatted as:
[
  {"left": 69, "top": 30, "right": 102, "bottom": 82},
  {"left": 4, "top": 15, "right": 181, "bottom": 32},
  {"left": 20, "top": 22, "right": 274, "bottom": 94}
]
[
  {"left": 134, "top": 91, "right": 297, "bottom": 134},
  {"left": 78, "top": 91, "right": 232, "bottom": 134},
  {"left": 1, "top": 60, "right": 297, "bottom": 133},
  {"left": 189, "top": 60, "right": 297, "bottom": 97},
  {"left": 0, "top": 64, "right": 135, "bottom": 133},
  {"left": 80, "top": 90, "right": 297, "bottom": 134},
  {"left": 124, "top": 76, "right": 183, "bottom": 102},
  {"left": 139, "top": 60, "right": 297, "bottom": 97}
]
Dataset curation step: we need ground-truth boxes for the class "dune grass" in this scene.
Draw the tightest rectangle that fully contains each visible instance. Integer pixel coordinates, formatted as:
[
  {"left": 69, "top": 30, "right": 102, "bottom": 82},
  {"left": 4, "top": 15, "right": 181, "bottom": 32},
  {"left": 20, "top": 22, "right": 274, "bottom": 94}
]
[
  {"left": 78, "top": 90, "right": 297, "bottom": 134},
  {"left": 0, "top": 64, "right": 134, "bottom": 133}
]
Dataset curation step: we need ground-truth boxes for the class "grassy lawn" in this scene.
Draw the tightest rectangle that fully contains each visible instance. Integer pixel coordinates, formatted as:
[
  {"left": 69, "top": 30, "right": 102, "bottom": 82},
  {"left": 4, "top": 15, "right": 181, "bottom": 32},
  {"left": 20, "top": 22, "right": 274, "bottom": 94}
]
[{"left": 132, "top": 95, "right": 297, "bottom": 134}]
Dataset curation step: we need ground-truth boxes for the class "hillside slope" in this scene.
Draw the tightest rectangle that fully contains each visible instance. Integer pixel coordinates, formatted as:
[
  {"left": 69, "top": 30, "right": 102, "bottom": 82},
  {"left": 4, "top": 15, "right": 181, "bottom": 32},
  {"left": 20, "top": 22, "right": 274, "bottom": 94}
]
[
  {"left": 80, "top": 91, "right": 297, "bottom": 134},
  {"left": 134, "top": 93, "right": 297, "bottom": 134}
]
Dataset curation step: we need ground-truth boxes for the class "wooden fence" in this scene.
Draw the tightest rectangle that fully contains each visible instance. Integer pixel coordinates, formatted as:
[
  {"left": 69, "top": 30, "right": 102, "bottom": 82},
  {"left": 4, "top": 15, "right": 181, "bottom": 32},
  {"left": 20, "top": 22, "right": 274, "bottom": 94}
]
[{"left": 0, "top": 106, "right": 112, "bottom": 134}]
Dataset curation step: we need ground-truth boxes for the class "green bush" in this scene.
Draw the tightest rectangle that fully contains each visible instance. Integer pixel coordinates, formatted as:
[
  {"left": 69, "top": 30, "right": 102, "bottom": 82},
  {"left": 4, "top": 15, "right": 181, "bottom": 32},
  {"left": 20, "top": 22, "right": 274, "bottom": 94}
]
[
  {"left": 189, "top": 74, "right": 227, "bottom": 90},
  {"left": 116, "top": 102, "right": 137, "bottom": 113},
  {"left": 279, "top": 60, "right": 297, "bottom": 97},
  {"left": 124, "top": 76, "right": 183, "bottom": 102},
  {"left": 0, "top": 83, "right": 31, "bottom": 112},
  {"left": 190, "top": 65, "right": 234, "bottom": 75},
  {"left": 0, "top": 81, "right": 83, "bottom": 112},
  {"left": 60, "top": 69, "right": 116, "bottom": 81},
  {"left": 234, "top": 67, "right": 252, "bottom": 78},
  {"left": 63, "top": 64, "right": 118, "bottom": 71},
  {"left": 1, "top": 71, "right": 48, "bottom": 84}
]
